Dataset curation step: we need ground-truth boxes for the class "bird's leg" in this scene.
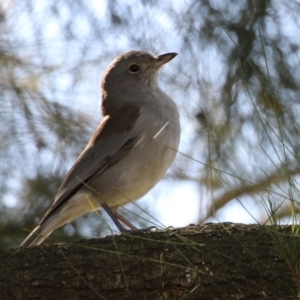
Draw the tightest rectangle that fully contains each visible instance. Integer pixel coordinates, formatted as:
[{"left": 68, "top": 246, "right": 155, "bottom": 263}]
[
  {"left": 101, "top": 203, "right": 129, "bottom": 232},
  {"left": 114, "top": 212, "right": 138, "bottom": 230},
  {"left": 101, "top": 203, "right": 156, "bottom": 233}
]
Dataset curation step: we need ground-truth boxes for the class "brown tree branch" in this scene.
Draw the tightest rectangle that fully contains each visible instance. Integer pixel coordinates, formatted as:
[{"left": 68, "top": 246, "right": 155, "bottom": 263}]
[
  {"left": 0, "top": 223, "right": 298, "bottom": 299},
  {"left": 200, "top": 166, "right": 300, "bottom": 222}
]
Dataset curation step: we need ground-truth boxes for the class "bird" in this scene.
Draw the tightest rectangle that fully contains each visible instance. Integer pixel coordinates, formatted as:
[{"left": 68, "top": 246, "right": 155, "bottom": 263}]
[{"left": 20, "top": 50, "right": 180, "bottom": 247}]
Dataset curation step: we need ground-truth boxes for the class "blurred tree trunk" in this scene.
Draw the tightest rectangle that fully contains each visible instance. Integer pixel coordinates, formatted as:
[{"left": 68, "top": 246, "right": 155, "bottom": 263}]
[{"left": 0, "top": 223, "right": 298, "bottom": 299}]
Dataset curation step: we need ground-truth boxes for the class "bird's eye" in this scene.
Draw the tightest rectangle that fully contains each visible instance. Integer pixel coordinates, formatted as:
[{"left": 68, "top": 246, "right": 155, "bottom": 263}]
[{"left": 129, "top": 64, "right": 140, "bottom": 74}]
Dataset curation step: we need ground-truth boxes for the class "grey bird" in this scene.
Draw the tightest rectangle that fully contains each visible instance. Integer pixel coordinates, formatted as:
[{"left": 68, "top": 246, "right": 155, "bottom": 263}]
[{"left": 20, "top": 50, "right": 180, "bottom": 247}]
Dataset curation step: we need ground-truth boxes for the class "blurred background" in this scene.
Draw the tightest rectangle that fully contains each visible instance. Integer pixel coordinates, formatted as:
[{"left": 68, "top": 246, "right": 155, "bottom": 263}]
[{"left": 1, "top": 0, "right": 300, "bottom": 248}]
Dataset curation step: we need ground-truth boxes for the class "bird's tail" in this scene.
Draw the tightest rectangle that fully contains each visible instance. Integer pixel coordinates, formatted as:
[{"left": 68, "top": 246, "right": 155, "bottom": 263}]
[{"left": 20, "top": 225, "right": 52, "bottom": 247}]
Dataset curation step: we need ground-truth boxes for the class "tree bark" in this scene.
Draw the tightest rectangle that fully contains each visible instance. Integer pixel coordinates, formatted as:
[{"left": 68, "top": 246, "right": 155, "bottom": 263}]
[{"left": 0, "top": 223, "right": 299, "bottom": 299}]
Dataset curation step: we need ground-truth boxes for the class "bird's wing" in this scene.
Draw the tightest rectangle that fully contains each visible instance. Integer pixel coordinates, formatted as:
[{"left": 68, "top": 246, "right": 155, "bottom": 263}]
[{"left": 39, "top": 104, "right": 141, "bottom": 223}]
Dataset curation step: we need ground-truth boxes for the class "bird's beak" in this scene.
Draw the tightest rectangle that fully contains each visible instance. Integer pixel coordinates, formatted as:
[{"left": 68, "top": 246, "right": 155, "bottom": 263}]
[{"left": 154, "top": 53, "right": 178, "bottom": 68}]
